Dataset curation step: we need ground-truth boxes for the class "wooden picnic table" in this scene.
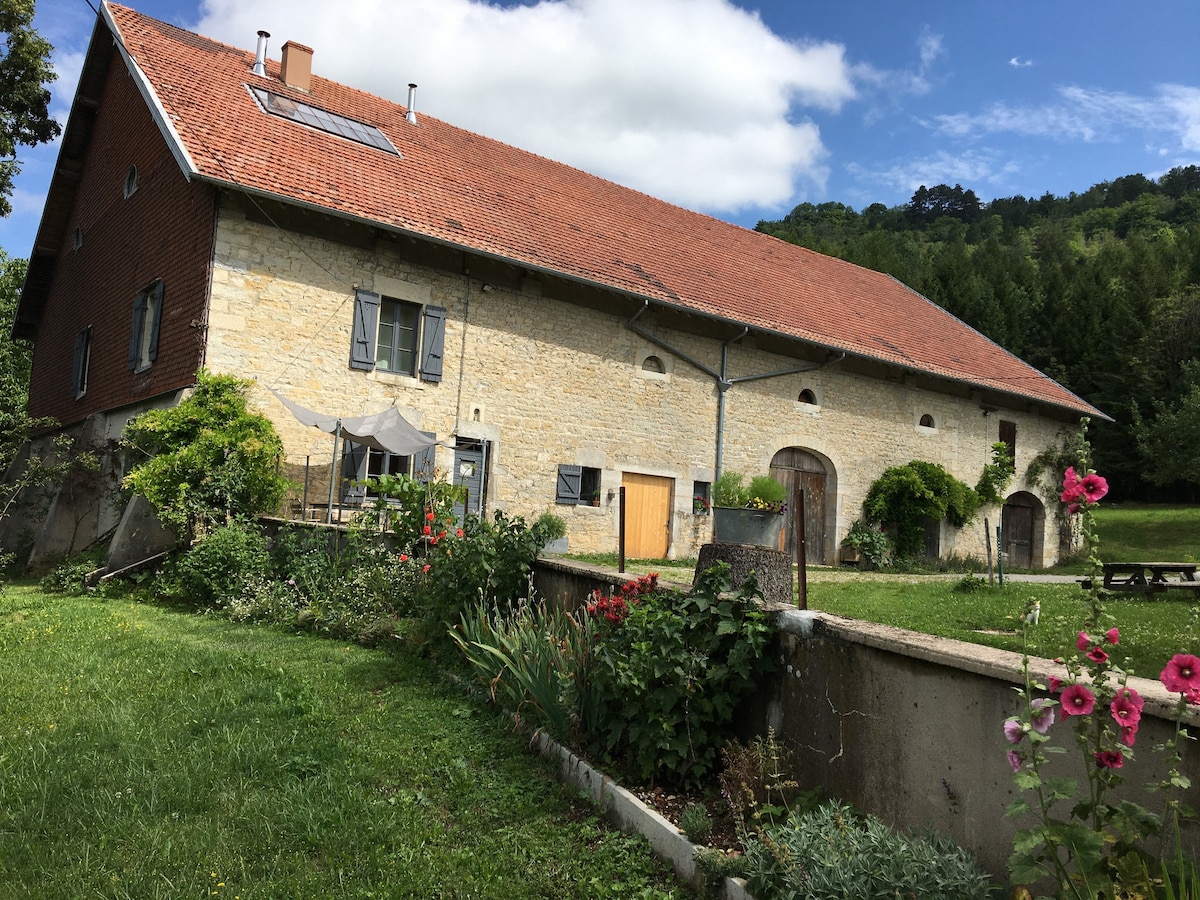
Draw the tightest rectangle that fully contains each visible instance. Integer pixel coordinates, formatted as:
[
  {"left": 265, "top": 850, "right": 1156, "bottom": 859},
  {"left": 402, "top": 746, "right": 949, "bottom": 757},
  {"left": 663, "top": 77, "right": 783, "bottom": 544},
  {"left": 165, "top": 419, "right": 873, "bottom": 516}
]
[{"left": 1101, "top": 562, "right": 1198, "bottom": 593}]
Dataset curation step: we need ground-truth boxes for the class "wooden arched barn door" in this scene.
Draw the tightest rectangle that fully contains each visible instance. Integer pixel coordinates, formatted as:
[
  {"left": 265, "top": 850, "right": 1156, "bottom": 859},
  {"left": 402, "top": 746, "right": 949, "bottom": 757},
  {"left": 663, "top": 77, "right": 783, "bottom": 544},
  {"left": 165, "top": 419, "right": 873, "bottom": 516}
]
[{"left": 770, "top": 448, "right": 830, "bottom": 565}]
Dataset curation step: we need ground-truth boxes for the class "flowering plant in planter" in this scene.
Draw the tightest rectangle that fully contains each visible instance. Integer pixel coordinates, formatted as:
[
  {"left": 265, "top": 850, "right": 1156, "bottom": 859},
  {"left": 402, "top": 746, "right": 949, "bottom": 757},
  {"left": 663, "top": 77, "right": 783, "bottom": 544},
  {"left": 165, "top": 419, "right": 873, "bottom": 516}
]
[
  {"left": 711, "top": 472, "right": 788, "bottom": 514},
  {"left": 1003, "top": 422, "right": 1197, "bottom": 898}
]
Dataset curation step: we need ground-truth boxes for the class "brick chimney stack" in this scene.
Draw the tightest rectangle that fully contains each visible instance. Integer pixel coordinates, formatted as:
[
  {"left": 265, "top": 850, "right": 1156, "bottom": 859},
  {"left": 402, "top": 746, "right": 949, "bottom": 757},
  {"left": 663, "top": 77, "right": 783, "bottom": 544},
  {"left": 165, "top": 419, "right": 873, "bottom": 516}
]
[{"left": 280, "top": 41, "right": 313, "bottom": 91}]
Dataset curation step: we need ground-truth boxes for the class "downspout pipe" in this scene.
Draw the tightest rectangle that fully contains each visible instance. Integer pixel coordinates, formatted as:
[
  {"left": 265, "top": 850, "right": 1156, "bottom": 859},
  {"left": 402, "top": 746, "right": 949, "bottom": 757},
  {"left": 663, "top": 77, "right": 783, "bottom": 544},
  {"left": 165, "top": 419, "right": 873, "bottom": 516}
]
[{"left": 715, "top": 328, "right": 748, "bottom": 480}]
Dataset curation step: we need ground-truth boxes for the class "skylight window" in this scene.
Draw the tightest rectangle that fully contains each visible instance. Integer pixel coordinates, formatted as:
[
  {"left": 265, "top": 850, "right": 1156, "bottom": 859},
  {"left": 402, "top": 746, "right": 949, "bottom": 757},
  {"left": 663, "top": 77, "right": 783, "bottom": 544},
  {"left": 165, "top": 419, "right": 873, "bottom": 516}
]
[{"left": 248, "top": 85, "right": 400, "bottom": 156}]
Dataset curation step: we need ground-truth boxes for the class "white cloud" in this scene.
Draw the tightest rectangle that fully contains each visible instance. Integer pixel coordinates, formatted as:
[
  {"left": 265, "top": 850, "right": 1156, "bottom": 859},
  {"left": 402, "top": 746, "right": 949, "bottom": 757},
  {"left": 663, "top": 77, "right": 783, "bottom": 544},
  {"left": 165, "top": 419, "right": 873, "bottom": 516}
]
[
  {"left": 1008, "top": 57, "right": 1033, "bottom": 68},
  {"left": 929, "top": 84, "right": 1200, "bottom": 151},
  {"left": 848, "top": 149, "right": 1017, "bottom": 197},
  {"left": 194, "top": 0, "right": 856, "bottom": 216}
]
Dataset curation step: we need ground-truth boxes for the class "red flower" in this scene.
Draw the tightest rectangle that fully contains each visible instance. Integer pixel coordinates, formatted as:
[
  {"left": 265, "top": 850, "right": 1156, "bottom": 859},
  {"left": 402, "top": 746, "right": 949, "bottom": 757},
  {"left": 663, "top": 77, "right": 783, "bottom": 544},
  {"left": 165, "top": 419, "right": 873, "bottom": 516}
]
[
  {"left": 1060, "top": 683, "right": 1096, "bottom": 717},
  {"left": 1104, "top": 628, "right": 1120, "bottom": 645},
  {"left": 425, "top": 511, "right": 435, "bottom": 521},
  {"left": 1061, "top": 467, "right": 1084, "bottom": 504},
  {"left": 1076, "top": 631, "right": 1091, "bottom": 652},
  {"left": 1119, "top": 723, "right": 1138, "bottom": 747},
  {"left": 1094, "top": 750, "right": 1124, "bottom": 769},
  {"left": 1161, "top": 654, "right": 1200, "bottom": 694},
  {"left": 1110, "top": 688, "right": 1142, "bottom": 727},
  {"left": 438, "top": 530, "right": 447, "bottom": 539},
  {"left": 399, "top": 554, "right": 409, "bottom": 562},
  {"left": 1080, "top": 472, "right": 1108, "bottom": 503},
  {"left": 1087, "top": 646, "right": 1109, "bottom": 664},
  {"left": 456, "top": 528, "right": 464, "bottom": 538},
  {"left": 422, "top": 564, "right": 431, "bottom": 574},
  {"left": 422, "top": 525, "right": 432, "bottom": 535},
  {"left": 1047, "top": 675, "right": 1063, "bottom": 693}
]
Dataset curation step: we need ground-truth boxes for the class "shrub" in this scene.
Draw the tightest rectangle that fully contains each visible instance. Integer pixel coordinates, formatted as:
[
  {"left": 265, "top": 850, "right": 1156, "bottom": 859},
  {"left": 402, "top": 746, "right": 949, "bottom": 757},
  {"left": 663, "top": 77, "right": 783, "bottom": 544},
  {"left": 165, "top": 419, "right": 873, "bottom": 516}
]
[
  {"left": 121, "top": 370, "right": 290, "bottom": 542},
  {"left": 743, "top": 800, "right": 994, "bottom": 900},
  {"left": 169, "top": 519, "right": 271, "bottom": 605},
  {"left": 841, "top": 519, "right": 893, "bottom": 570},
  {"left": 678, "top": 804, "right": 713, "bottom": 844},
  {"left": 39, "top": 548, "right": 107, "bottom": 596},
  {"left": 863, "top": 460, "right": 981, "bottom": 558},
  {"left": 589, "top": 563, "right": 774, "bottom": 788}
]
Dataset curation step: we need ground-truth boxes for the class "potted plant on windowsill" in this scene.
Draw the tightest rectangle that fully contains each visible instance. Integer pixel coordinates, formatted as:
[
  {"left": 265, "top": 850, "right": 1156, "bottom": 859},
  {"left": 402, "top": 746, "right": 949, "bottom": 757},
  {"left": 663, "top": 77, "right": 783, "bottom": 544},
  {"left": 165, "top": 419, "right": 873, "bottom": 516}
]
[{"left": 711, "top": 471, "right": 787, "bottom": 547}]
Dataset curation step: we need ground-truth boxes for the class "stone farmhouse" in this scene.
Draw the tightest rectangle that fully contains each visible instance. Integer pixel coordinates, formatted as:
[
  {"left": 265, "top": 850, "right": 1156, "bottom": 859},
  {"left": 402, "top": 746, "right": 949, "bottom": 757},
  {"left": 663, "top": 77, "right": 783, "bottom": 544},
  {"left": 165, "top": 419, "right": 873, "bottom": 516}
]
[{"left": 12, "top": 3, "right": 1104, "bottom": 569}]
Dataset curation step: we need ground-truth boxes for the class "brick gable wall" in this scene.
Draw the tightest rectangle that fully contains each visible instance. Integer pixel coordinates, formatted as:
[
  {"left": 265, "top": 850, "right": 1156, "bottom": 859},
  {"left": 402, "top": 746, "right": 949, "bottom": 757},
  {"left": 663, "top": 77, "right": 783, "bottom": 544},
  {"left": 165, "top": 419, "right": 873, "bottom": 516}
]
[{"left": 26, "top": 54, "right": 216, "bottom": 427}]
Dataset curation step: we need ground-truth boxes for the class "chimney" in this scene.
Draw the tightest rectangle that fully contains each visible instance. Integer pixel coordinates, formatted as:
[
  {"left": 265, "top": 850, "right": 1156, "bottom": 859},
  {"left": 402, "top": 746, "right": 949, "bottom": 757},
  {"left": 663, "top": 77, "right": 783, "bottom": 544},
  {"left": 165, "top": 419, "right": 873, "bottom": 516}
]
[
  {"left": 280, "top": 40, "right": 313, "bottom": 92},
  {"left": 252, "top": 30, "right": 270, "bottom": 77},
  {"left": 406, "top": 83, "right": 419, "bottom": 125}
]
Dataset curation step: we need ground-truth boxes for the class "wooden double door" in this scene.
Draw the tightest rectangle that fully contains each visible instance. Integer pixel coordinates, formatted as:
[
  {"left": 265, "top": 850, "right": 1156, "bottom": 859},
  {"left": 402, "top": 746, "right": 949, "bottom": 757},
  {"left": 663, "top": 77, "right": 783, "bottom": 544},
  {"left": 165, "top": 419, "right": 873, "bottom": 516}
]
[{"left": 770, "top": 448, "right": 829, "bottom": 565}]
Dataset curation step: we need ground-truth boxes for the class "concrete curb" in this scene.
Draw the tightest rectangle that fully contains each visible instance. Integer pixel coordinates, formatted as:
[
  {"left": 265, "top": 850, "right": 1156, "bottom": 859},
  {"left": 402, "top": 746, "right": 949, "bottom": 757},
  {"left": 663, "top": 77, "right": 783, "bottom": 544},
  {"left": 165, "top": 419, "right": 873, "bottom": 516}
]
[{"left": 533, "top": 732, "right": 754, "bottom": 899}]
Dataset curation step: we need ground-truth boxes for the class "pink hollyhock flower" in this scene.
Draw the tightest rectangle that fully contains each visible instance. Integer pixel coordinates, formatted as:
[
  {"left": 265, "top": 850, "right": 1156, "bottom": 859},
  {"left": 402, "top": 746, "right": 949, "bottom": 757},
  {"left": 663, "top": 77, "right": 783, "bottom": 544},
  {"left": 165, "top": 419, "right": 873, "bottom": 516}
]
[
  {"left": 1119, "top": 723, "right": 1138, "bottom": 747},
  {"left": 1067, "top": 502, "right": 1082, "bottom": 516},
  {"left": 1060, "top": 683, "right": 1096, "bottom": 717},
  {"left": 1060, "top": 467, "right": 1083, "bottom": 503},
  {"left": 1076, "top": 632, "right": 1092, "bottom": 652},
  {"left": 1104, "top": 628, "right": 1120, "bottom": 645},
  {"left": 1080, "top": 472, "right": 1108, "bottom": 503},
  {"left": 1161, "top": 654, "right": 1200, "bottom": 694},
  {"left": 1094, "top": 750, "right": 1124, "bottom": 769},
  {"left": 1007, "top": 749, "right": 1025, "bottom": 773},
  {"left": 1003, "top": 718, "right": 1024, "bottom": 744},
  {"left": 1110, "top": 688, "right": 1142, "bottom": 727},
  {"left": 1047, "top": 676, "right": 1063, "bottom": 693},
  {"left": 1030, "top": 698, "right": 1055, "bottom": 734},
  {"left": 1087, "top": 646, "right": 1110, "bottom": 664},
  {"left": 1187, "top": 687, "right": 1200, "bottom": 706}
]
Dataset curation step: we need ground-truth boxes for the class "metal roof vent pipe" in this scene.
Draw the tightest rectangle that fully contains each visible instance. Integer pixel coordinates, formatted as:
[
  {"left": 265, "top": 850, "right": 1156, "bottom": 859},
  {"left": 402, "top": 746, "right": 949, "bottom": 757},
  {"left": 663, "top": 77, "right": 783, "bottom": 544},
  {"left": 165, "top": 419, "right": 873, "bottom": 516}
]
[
  {"left": 406, "top": 83, "right": 418, "bottom": 125},
  {"left": 252, "top": 30, "right": 270, "bottom": 77}
]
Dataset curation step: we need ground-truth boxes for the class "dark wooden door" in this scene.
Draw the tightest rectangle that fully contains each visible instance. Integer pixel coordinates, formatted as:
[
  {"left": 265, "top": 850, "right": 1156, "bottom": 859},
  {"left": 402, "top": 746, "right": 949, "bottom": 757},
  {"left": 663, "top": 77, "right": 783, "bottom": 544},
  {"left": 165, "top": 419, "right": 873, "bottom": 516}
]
[
  {"left": 1002, "top": 503, "right": 1034, "bottom": 569},
  {"left": 770, "top": 449, "right": 827, "bottom": 565}
]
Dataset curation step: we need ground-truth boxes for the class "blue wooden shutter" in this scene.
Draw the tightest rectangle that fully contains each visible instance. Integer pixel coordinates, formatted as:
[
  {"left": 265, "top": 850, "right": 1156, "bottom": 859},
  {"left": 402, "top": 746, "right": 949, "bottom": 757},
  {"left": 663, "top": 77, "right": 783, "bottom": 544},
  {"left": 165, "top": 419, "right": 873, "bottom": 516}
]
[
  {"left": 419, "top": 305, "right": 447, "bottom": 383},
  {"left": 350, "top": 290, "right": 380, "bottom": 371},
  {"left": 72, "top": 328, "right": 90, "bottom": 398},
  {"left": 413, "top": 432, "right": 437, "bottom": 481},
  {"left": 147, "top": 280, "right": 164, "bottom": 363},
  {"left": 128, "top": 291, "right": 147, "bottom": 370},
  {"left": 341, "top": 441, "right": 368, "bottom": 503},
  {"left": 556, "top": 464, "right": 582, "bottom": 504}
]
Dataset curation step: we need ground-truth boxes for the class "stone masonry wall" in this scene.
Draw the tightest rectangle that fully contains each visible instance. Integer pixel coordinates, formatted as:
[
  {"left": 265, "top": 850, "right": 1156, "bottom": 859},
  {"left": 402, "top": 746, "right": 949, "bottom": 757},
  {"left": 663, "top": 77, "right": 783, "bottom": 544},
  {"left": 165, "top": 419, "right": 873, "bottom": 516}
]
[{"left": 205, "top": 201, "right": 1077, "bottom": 563}]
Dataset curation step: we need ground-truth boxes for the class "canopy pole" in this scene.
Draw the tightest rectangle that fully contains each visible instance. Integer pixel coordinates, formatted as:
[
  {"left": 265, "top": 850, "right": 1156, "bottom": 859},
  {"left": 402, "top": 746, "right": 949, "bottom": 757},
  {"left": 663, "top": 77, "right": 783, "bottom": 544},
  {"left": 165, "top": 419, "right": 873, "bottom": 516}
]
[{"left": 327, "top": 420, "right": 342, "bottom": 524}]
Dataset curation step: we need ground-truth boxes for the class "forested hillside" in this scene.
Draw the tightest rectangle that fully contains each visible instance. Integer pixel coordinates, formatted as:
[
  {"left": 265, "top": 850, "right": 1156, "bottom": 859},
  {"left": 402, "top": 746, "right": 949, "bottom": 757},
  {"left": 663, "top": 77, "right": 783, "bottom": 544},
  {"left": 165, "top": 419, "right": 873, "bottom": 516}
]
[{"left": 755, "top": 167, "right": 1200, "bottom": 503}]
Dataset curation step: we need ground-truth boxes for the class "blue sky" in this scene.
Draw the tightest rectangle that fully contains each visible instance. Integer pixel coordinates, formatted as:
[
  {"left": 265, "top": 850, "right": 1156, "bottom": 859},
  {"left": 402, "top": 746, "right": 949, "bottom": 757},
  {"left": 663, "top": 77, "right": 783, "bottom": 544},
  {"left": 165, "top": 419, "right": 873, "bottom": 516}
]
[{"left": 4, "top": 0, "right": 1200, "bottom": 259}]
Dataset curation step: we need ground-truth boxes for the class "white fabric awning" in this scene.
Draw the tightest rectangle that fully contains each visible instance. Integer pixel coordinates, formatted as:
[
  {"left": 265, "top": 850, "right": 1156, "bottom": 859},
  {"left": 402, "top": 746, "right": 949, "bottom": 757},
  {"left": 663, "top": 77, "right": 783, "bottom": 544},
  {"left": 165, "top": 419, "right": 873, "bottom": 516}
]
[{"left": 268, "top": 387, "right": 438, "bottom": 456}]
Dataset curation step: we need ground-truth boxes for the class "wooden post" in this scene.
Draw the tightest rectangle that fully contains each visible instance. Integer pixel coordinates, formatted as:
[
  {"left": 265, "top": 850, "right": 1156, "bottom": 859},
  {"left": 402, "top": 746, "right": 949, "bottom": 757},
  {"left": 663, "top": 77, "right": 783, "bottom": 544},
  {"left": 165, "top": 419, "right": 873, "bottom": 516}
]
[
  {"left": 795, "top": 486, "right": 807, "bottom": 609},
  {"left": 618, "top": 485, "right": 626, "bottom": 574},
  {"left": 984, "top": 517, "right": 994, "bottom": 585}
]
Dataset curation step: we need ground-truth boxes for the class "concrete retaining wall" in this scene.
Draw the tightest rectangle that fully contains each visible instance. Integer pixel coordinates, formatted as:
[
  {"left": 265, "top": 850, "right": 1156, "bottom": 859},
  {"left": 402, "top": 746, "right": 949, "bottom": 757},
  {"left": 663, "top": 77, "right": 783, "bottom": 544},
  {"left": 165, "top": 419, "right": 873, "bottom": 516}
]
[{"left": 533, "top": 559, "right": 1200, "bottom": 880}]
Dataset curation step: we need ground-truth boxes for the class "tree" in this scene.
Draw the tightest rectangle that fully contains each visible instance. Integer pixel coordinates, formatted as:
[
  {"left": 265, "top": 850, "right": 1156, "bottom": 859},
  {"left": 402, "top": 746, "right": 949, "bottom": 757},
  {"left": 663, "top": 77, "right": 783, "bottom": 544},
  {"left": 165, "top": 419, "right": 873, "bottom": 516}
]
[
  {"left": 1134, "top": 360, "right": 1200, "bottom": 488},
  {"left": 121, "top": 371, "right": 290, "bottom": 542},
  {"left": 0, "top": 0, "right": 59, "bottom": 218},
  {"left": 0, "top": 249, "right": 32, "bottom": 466}
]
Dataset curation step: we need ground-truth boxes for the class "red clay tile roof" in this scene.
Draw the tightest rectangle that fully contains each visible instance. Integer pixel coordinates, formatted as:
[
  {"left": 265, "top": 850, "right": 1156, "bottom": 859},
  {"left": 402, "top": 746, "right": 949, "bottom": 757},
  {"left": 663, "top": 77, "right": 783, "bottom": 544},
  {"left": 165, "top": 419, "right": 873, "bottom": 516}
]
[{"left": 106, "top": 3, "right": 1101, "bottom": 418}]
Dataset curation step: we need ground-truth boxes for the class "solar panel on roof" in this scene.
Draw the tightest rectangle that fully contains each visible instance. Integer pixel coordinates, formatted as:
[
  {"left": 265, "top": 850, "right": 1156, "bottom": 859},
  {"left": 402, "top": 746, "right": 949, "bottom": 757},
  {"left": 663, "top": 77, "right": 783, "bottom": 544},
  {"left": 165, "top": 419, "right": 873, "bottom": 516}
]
[{"left": 248, "top": 85, "right": 400, "bottom": 156}]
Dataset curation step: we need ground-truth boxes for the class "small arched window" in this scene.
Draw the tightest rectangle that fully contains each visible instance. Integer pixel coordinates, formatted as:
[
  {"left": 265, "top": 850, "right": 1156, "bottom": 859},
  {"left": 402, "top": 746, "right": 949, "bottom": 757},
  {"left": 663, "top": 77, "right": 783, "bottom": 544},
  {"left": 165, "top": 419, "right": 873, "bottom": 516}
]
[
  {"left": 919, "top": 414, "right": 936, "bottom": 428},
  {"left": 641, "top": 355, "right": 665, "bottom": 374},
  {"left": 123, "top": 165, "right": 139, "bottom": 198},
  {"left": 798, "top": 389, "right": 817, "bottom": 405}
]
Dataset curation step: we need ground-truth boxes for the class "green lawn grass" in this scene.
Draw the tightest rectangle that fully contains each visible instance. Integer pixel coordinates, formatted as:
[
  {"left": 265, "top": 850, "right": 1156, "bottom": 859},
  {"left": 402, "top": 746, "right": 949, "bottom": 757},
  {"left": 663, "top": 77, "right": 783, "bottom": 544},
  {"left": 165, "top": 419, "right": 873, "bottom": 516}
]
[
  {"left": 1095, "top": 504, "right": 1200, "bottom": 563},
  {"left": 0, "top": 585, "right": 689, "bottom": 899}
]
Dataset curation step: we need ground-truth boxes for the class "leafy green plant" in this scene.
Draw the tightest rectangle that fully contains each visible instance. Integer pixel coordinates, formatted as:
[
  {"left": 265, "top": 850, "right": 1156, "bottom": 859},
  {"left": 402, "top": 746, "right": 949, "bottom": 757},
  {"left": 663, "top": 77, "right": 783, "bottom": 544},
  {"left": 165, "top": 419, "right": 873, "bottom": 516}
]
[
  {"left": 976, "top": 441, "right": 1015, "bottom": 506},
  {"left": 863, "top": 459, "right": 981, "bottom": 559},
  {"left": 678, "top": 803, "right": 713, "bottom": 844},
  {"left": 121, "top": 370, "right": 290, "bottom": 542},
  {"left": 589, "top": 563, "right": 774, "bottom": 788},
  {"left": 355, "top": 470, "right": 465, "bottom": 548},
  {"left": 167, "top": 519, "right": 271, "bottom": 605},
  {"left": 840, "top": 518, "right": 893, "bottom": 569},
  {"left": 451, "top": 597, "right": 601, "bottom": 744},
  {"left": 534, "top": 511, "right": 567, "bottom": 544},
  {"left": 711, "top": 471, "right": 748, "bottom": 508},
  {"left": 743, "top": 800, "right": 994, "bottom": 900},
  {"left": 719, "top": 728, "right": 813, "bottom": 833}
]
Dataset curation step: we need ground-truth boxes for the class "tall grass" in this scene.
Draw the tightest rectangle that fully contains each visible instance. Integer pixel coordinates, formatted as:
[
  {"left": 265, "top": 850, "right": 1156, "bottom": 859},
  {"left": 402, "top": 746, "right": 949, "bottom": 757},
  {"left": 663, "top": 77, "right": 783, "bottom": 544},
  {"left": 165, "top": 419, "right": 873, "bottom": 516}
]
[{"left": 0, "top": 585, "right": 687, "bottom": 899}]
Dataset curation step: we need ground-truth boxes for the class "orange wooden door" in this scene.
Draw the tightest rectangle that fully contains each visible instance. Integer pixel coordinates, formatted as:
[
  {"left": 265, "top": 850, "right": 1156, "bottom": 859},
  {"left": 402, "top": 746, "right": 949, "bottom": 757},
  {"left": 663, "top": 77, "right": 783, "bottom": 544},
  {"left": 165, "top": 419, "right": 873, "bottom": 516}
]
[{"left": 622, "top": 473, "right": 673, "bottom": 559}]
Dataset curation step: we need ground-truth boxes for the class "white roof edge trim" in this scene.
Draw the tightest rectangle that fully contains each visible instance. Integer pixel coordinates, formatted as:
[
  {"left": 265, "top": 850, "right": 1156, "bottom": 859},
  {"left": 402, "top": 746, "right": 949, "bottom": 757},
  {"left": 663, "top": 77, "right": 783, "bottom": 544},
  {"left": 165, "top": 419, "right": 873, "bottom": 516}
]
[{"left": 101, "top": 1, "right": 198, "bottom": 181}]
